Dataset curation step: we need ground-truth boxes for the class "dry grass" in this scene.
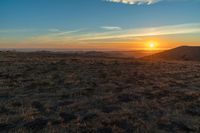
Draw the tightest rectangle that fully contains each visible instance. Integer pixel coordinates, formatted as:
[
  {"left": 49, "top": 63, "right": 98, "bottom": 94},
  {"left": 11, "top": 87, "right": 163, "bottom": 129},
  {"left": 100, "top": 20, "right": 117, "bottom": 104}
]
[{"left": 0, "top": 51, "right": 200, "bottom": 132}]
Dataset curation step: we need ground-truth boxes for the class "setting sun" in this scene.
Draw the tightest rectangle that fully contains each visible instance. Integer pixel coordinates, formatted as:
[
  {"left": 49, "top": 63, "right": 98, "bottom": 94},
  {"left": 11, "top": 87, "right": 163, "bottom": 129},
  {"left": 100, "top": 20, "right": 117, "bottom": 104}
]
[
  {"left": 149, "top": 43, "right": 155, "bottom": 48},
  {"left": 145, "top": 41, "right": 158, "bottom": 50}
]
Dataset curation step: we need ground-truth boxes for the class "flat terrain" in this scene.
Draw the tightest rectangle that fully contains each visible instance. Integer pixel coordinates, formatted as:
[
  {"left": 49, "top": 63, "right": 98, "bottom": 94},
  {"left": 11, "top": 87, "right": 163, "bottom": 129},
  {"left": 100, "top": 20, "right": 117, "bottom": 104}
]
[{"left": 0, "top": 51, "right": 200, "bottom": 132}]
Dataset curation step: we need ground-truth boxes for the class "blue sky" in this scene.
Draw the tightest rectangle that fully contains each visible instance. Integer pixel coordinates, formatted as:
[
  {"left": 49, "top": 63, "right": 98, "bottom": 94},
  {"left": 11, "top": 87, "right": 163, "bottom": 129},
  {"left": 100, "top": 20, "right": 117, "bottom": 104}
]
[{"left": 0, "top": 0, "right": 200, "bottom": 50}]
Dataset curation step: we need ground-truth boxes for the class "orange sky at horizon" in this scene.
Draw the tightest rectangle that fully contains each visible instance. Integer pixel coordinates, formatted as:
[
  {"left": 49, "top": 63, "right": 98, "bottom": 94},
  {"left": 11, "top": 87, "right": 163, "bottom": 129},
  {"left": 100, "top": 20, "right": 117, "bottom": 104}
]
[
  {"left": 1, "top": 33, "right": 200, "bottom": 51},
  {"left": 1, "top": 39, "right": 199, "bottom": 51}
]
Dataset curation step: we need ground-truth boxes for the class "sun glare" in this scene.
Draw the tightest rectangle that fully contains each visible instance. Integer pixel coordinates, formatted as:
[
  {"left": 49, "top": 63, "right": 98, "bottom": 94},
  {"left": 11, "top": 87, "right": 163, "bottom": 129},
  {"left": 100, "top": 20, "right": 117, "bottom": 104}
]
[
  {"left": 149, "top": 43, "right": 155, "bottom": 48},
  {"left": 146, "top": 41, "right": 158, "bottom": 50}
]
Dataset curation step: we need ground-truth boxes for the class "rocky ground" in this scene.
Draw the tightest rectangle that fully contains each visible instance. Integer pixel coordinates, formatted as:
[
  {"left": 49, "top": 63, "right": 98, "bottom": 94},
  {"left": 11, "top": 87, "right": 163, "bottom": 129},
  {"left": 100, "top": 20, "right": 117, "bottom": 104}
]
[{"left": 0, "top": 51, "right": 200, "bottom": 133}]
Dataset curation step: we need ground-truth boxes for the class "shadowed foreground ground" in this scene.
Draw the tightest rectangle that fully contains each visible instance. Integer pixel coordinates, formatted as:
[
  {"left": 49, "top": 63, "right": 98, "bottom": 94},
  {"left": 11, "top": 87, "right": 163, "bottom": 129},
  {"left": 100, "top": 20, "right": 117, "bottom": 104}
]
[{"left": 0, "top": 51, "right": 200, "bottom": 132}]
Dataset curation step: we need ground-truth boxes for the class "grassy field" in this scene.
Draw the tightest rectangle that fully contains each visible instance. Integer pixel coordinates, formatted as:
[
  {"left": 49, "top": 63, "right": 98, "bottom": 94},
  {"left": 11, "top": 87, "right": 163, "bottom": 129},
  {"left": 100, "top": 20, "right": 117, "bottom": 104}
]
[{"left": 0, "top": 51, "right": 200, "bottom": 132}]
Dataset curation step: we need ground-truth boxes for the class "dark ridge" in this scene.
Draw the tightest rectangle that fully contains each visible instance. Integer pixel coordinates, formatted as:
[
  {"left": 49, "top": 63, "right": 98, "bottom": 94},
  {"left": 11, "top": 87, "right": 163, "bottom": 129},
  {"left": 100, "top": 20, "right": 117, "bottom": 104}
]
[
  {"left": 142, "top": 46, "right": 200, "bottom": 61},
  {"left": 0, "top": 50, "right": 135, "bottom": 60}
]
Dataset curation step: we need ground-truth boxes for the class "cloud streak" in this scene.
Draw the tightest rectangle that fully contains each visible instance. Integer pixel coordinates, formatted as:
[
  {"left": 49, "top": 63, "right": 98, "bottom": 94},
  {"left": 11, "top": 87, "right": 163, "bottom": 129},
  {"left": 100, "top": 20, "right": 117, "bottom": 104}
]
[
  {"left": 0, "top": 29, "right": 37, "bottom": 33},
  {"left": 79, "top": 23, "right": 200, "bottom": 41},
  {"left": 1, "top": 23, "right": 200, "bottom": 47},
  {"left": 105, "top": 0, "right": 161, "bottom": 5},
  {"left": 104, "top": 0, "right": 200, "bottom": 5},
  {"left": 101, "top": 26, "right": 122, "bottom": 30}
]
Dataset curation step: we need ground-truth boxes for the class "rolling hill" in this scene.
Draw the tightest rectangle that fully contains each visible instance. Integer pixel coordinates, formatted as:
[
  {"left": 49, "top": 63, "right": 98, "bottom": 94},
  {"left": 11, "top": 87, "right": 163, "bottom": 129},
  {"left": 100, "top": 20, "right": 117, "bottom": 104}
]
[{"left": 143, "top": 46, "right": 200, "bottom": 61}]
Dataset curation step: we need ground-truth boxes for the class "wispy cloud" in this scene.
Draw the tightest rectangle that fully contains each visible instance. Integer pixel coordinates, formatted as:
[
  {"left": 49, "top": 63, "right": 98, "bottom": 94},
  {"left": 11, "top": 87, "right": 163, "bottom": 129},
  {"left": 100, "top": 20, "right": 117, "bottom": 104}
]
[
  {"left": 104, "top": 0, "right": 200, "bottom": 5},
  {"left": 28, "top": 29, "right": 85, "bottom": 44},
  {"left": 1, "top": 23, "right": 200, "bottom": 46},
  {"left": 101, "top": 26, "right": 122, "bottom": 30},
  {"left": 0, "top": 28, "right": 83, "bottom": 35},
  {"left": 0, "top": 29, "right": 37, "bottom": 33},
  {"left": 50, "top": 29, "right": 85, "bottom": 37},
  {"left": 0, "top": 28, "right": 85, "bottom": 45},
  {"left": 104, "top": 0, "right": 161, "bottom": 5},
  {"left": 79, "top": 23, "right": 200, "bottom": 41}
]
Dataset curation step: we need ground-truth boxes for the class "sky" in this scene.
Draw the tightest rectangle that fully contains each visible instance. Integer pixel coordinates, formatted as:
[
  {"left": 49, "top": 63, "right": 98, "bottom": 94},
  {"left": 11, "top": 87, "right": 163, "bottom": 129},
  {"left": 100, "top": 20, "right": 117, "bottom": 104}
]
[{"left": 0, "top": 0, "right": 200, "bottom": 50}]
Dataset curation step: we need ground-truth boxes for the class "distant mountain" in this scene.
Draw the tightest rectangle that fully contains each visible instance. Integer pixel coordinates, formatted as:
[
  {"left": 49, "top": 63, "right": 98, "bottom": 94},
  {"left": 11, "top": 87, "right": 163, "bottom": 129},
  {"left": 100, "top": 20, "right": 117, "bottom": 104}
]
[
  {"left": 142, "top": 46, "right": 200, "bottom": 61},
  {"left": 83, "top": 51, "right": 119, "bottom": 57},
  {"left": 83, "top": 50, "right": 162, "bottom": 58},
  {"left": 83, "top": 51, "right": 135, "bottom": 58},
  {"left": 119, "top": 50, "right": 162, "bottom": 58}
]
